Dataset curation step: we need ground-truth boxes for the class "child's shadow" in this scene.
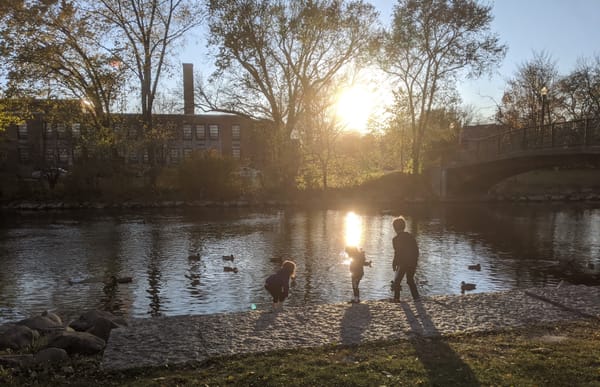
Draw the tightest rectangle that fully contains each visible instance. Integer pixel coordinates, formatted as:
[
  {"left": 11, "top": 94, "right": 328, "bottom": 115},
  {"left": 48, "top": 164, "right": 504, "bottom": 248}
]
[
  {"left": 401, "top": 300, "right": 480, "bottom": 386},
  {"left": 340, "top": 303, "right": 372, "bottom": 345}
]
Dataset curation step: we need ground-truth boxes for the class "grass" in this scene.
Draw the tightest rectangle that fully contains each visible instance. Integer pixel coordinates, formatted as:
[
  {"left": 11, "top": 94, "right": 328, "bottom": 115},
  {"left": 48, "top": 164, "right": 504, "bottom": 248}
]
[{"left": 1, "top": 319, "right": 599, "bottom": 386}]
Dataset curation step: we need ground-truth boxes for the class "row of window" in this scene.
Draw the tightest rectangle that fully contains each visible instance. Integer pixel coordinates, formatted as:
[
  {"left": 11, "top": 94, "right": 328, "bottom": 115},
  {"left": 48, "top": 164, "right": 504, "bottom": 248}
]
[
  {"left": 16, "top": 146, "right": 242, "bottom": 164},
  {"left": 17, "top": 123, "right": 82, "bottom": 140},
  {"left": 16, "top": 123, "right": 242, "bottom": 142},
  {"left": 181, "top": 124, "right": 240, "bottom": 141}
]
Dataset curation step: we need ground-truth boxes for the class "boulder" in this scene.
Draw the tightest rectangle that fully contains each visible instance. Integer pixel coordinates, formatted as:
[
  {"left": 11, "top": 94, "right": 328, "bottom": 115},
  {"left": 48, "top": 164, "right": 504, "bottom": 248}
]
[
  {"left": 17, "top": 312, "right": 64, "bottom": 335},
  {"left": 41, "top": 311, "right": 62, "bottom": 325},
  {"left": 33, "top": 347, "right": 70, "bottom": 366},
  {"left": 86, "top": 316, "right": 119, "bottom": 342},
  {"left": 69, "top": 310, "right": 127, "bottom": 332},
  {"left": 46, "top": 331, "right": 105, "bottom": 355},
  {"left": 0, "top": 323, "right": 39, "bottom": 351}
]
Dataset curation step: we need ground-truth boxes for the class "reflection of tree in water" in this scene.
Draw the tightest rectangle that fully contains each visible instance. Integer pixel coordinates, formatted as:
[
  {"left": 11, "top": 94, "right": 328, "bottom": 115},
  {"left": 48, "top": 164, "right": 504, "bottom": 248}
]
[
  {"left": 100, "top": 277, "right": 122, "bottom": 313},
  {"left": 147, "top": 228, "right": 166, "bottom": 317},
  {"left": 186, "top": 262, "right": 205, "bottom": 299},
  {"left": 147, "top": 261, "right": 162, "bottom": 316}
]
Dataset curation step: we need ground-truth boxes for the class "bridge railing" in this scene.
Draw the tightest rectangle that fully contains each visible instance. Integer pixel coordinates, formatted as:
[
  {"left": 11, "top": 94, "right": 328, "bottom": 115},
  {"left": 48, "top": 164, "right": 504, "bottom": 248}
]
[{"left": 459, "top": 117, "right": 600, "bottom": 163}]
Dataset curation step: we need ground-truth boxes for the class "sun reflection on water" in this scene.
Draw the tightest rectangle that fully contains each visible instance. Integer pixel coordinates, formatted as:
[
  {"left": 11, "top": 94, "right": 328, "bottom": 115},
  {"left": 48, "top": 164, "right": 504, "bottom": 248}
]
[{"left": 343, "top": 211, "right": 363, "bottom": 264}]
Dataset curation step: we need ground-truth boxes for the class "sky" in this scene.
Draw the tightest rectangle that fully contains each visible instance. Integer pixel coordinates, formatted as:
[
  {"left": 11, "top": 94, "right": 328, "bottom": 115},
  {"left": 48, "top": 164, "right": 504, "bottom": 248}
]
[
  {"left": 369, "top": 0, "right": 600, "bottom": 122},
  {"left": 179, "top": 0, "right": 600, "bottom": 124}
]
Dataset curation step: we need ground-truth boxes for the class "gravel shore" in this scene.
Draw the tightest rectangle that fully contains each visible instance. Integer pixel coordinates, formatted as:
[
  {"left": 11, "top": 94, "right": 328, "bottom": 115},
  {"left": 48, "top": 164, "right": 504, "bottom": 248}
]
[{"left": 101, "top": 284, "right": 600, "bottom": 371}]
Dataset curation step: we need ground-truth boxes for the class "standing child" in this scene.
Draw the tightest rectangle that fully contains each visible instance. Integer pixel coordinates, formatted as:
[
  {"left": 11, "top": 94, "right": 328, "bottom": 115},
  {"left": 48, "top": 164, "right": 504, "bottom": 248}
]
[
  {"left": 345, "top": 246, "right": 372, "bottom": 303},
  {"left": 391, "top": 216, "right": 420, "bottom": 301},
  {"left": 264, "top": 260, "right": 296, "bottom": 310}
]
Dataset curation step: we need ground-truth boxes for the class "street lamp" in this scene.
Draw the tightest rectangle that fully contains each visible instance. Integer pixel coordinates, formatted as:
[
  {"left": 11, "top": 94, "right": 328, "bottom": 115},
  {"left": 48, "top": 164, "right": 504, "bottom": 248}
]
[{"left": 540, "top": 86, "right": 548, "bottom": 127}]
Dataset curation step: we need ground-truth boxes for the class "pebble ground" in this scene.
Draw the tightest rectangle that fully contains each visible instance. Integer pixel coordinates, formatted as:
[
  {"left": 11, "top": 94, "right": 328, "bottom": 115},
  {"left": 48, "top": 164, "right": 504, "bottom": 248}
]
[{"left": 101, "top": 284, "right": 600, "bottom": 371}]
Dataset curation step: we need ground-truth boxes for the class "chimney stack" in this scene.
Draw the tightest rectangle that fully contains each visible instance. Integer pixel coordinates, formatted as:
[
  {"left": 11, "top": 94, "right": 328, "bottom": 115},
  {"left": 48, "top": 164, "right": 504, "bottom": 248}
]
[{"left": 183, "top": 63, "right": 194, "bottom": 115}]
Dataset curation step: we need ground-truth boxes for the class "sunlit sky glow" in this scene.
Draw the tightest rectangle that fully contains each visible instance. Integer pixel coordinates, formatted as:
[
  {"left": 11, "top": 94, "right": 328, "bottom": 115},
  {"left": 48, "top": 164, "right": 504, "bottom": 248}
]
[
  {"left": 180, "top": 0, "right": 600, "bottom": 125},
  {"left": 336, "top": 85, "right": 375, "bottom": 133}
]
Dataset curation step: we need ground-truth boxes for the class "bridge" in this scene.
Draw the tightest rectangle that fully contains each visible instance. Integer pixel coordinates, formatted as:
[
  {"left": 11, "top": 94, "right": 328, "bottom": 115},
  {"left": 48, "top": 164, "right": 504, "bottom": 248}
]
[{"left": 432, "top": 118, "right": 600, "bottom": 198}]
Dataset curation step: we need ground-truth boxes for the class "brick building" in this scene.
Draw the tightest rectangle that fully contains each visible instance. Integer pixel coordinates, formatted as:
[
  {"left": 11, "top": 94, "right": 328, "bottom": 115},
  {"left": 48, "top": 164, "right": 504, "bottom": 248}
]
[{"left": 0, "top": 64, "right": 267, "bottom": 180}]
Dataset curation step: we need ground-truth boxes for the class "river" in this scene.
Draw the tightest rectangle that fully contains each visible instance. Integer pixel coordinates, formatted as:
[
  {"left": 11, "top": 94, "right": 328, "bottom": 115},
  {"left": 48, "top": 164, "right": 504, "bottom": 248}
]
[{"left": 1, "top": 203, "right": 599, "bottom": 323}]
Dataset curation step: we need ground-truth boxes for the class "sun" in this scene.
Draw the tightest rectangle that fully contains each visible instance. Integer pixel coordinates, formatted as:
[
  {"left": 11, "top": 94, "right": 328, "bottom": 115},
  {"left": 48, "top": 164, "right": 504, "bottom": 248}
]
[{"left": 336, "top": 85, "right": 374, "bottom": 133}]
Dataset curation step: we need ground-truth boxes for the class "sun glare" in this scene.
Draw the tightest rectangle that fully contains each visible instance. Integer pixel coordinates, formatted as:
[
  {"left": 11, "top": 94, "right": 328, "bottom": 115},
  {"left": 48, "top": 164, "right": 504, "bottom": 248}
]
[
  {"left": 344, "top": 211, "right": 363, "bottom": 248},
  {"left": 336, "top": 86, "right": 374, "bottom": 133}
]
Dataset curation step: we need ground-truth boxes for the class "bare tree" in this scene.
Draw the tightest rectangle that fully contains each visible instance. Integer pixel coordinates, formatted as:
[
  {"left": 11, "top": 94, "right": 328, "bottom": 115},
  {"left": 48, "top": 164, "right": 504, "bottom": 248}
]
[
  {"left": 557, "top": 56, "right": 600, "bottom": 121},
  {"left": 200, "top": 0, "right": 380, "bottom": 190},
  {"left": 380, "top": 0, "right": 506, "bottom": 174},
  {"left": 90, "top": 0, "right": 204, "bottom": 171},
  {"left": 495, "top": 51, "right": 559, "bottom": 128}
]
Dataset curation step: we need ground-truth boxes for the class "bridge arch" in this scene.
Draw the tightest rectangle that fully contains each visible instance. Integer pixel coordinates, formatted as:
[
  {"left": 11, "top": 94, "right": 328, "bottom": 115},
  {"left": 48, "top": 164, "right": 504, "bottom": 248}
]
[{"left": 437, "top": 118, "right": 600, "bottom": 198}]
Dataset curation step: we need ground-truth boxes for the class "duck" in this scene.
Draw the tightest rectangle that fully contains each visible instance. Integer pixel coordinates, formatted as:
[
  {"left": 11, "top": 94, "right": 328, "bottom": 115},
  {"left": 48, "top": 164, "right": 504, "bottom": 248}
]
[
  {"left": 188, "top": 253, "right": 200, "bottom": 261},
  {"left": 114, "top": 276, "right": 133, "bottom": 284},
  {"left": 467, "top": 263, "right": 481, "bottom": 271},
  {"left": 224, "top": 266, "right": 238, "bottom": 273},
  {"left": 460, "top": 281, "right": 476, "bottom": 292},
  {"left": 222, "top": 254, "right": 235, "bottom": 261}
]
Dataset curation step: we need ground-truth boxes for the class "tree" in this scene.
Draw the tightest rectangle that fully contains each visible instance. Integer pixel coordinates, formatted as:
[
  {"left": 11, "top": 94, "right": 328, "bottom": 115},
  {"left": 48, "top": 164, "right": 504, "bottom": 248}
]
[
  {"left": 296, "top": 78, "right": 350, "bottom": 191},
  {"left": 495, "top": 51, "right": 559, "bottom": 128},
  {"left": 200, "top": 0, "right": 380, "bottom": 190},
  {"left": 380, "top": 0, "right": 506, "bottom": 174},
  {"left": 90, "top": 0, "right": 204, "bottom": 174},
  {"left": 557, "top": 56, "right": 600, "bottom": 121},
  {"left": 0, "top": 0, "right": 125, "bottom": 130}
]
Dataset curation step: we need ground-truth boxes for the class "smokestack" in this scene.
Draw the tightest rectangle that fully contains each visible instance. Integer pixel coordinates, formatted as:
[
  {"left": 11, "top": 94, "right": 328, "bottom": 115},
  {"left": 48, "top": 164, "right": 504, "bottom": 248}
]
[{"left": 183, "top": 63, "right": 194, "bottom": 115}]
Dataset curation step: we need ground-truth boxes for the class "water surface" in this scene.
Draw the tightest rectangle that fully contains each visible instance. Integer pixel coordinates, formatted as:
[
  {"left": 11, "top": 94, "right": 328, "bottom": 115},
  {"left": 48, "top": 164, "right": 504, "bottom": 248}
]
[{"left": 1, "top": 203, "right": 598, "bottom": 323}]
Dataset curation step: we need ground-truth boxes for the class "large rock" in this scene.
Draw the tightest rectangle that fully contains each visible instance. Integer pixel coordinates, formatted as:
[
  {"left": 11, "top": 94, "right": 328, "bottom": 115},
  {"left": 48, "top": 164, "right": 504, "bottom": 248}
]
[
  {"left": 17, "top": 312, "right": 64, "bottom": 334},
  {"left": 33, "top": 347, "right": 70, "bottom": 366},
  {"left": 69, "top": 310, "right": 127, "bottom": 332},
  {"left": 46, "top": 331, "right": 105, "bottom": 355},
  {"left": 86, "top": 316, "right": 119, "bottom": 342},
  {"left": 0, "top": 323, "right": 39, "bottom": 351}
]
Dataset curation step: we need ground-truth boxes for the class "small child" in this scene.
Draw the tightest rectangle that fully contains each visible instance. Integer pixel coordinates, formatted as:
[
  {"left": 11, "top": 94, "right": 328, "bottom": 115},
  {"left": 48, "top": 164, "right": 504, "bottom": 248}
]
[
  {"left": 345, "top": 246, "right": 372, "bottom": 303},
  {"left": 264, "top": 260, "right": 296, "bottom": 310}
]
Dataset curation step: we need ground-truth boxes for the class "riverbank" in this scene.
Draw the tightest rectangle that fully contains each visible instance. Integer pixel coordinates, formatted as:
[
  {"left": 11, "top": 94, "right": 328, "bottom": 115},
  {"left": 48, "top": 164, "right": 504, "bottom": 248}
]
[
  {"left": 100, "top": 284, "right": 600, "bottom": 371},
  {"left": 1, "top": 284, "right": 598, "bottom": 386},
  {"left": 2, "top": 191, "right": 600, "bottom": 212}
]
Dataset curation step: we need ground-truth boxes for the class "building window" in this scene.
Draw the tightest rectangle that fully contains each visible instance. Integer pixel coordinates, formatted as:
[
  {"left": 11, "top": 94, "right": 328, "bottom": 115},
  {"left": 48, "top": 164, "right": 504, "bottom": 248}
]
[
  {"left": 58, "top": 148, "right": 69, "bottom": 163},
  {"left": 56, "top": 123, "right": 66, "bottom": 138},
  {"left": 18, "top": 123, "right": 28, "bottom": 140},
  {"left": 0, "top": 151, "right": 7, "bottom": 163},
  {"left": 209, "top": 124, "right": 219, "bottom": 140},
  {"left": 184, "top": 148, "right": 193, "bottom": 159},
  {"left": 129, "top": 150, "right": 138, "bottom": 163},
  {"left": 45, "top": 148, "right": 55, "bottom": 162},
  {"left": 232, "top": 148, "right": 241, "bottom": 159},
  {"left": 169, "top": 148, "right": 179, "bottom": 163},
  {"left": 18, "top": 147, "right": 29, "bottom": 162},
  {"left": 183, "top": 124, "right": 192, "bottom": 140},
  {"left": 195, "top": 125, "right": 205, "bottom": 139},
  {"left": 143, "top": 150, "right": 149, "bottom": 163},
  {"left": 72, "top": 123, "right": 81, "bottom": 137},
  {"left": 128, "top": 127, "right": 138, "bottom": 139},
  {"left": 232, "top": 125, "right": 241, "bottom": 140}
]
